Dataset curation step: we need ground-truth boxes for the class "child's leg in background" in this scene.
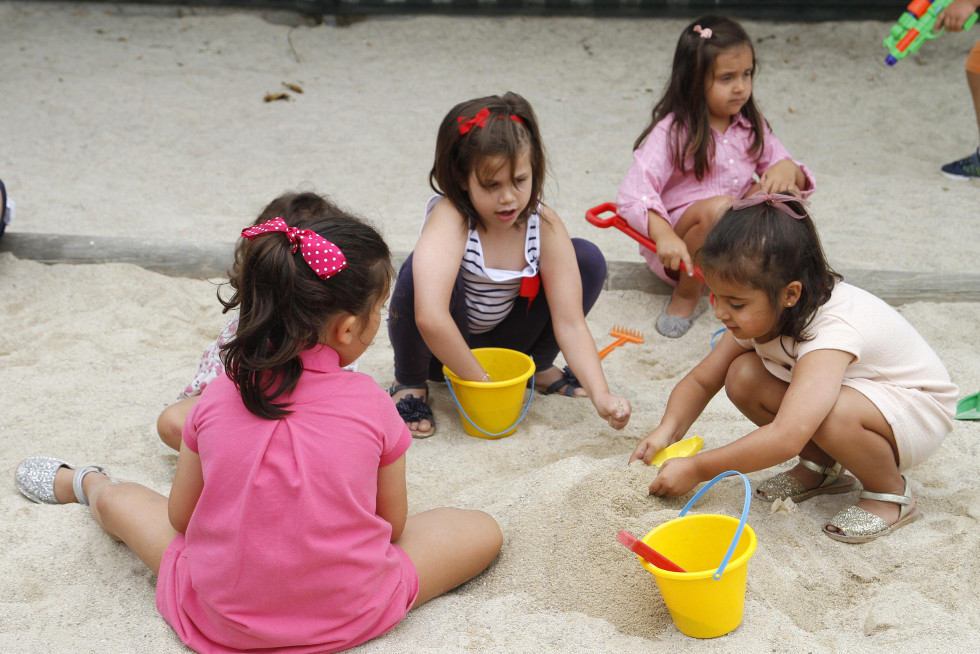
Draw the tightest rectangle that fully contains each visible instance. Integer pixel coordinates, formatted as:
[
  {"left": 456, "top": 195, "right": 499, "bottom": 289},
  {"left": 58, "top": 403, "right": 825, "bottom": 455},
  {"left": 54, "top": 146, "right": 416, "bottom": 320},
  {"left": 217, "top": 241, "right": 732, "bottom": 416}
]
[
  {"left": 157, "top": 396, "right": 199, "bottom": 451},
  {"left": 472, "top": 239, "right": 605, "bottom": 390},
  {"left": 52, "top": 468, "right": 177, "bottom": 575},
  {"left": 725, "top": 351, "right": 909, "bottom": 526},
  {"left": 395, "top": 507, "right": 502, "bottom": 607},
  {"left": 967, "top": 41, "right": 980, "bottom": 142},
  {"left": 388, "top": 252, "right": 470, "bottom": 386},
  {"left": 666, "top": 196, "right": 732, "bottom": 318},
  {"left": 942, "top": 41, "right": 980, "bottom": 177},
  {"left": 156, "top": 315, "right": 238, "bottom": 450}
]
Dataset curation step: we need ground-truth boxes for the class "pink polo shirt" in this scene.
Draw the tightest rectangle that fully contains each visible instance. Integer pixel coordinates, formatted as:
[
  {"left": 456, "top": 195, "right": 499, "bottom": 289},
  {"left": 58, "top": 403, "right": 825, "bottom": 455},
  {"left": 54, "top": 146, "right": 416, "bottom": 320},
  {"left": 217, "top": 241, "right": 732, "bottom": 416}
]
[
  {"left": 156, "top": 345, "right": 416, "bottom": 654},
  {"left": 616, "top": 113, "right": 815, "bottom": 284}
]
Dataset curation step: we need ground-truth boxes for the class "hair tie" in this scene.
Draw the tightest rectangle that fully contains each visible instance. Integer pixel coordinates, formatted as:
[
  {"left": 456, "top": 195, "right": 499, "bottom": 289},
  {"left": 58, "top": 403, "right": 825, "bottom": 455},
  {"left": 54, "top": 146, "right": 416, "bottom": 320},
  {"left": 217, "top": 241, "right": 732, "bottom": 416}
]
[
  {"left": 731, "top": 192, "right": 810, "bottom": 220},
  {"left": 693, "top": 25, "right": 712, "bottom": 39},
  {"left": 241, "top": 217, "right": 347, "bottom": 279},
  {"left": 457, "top": 108, "right": 525, "bottom": 135}
]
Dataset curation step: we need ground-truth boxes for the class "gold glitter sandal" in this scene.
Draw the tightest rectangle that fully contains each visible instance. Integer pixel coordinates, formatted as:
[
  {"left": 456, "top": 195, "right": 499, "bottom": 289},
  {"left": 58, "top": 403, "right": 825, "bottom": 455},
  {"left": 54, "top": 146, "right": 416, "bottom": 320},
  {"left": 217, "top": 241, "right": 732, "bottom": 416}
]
[
  {"left": 755, "top": 458, "right": 856, "bottom": 503},
  {"left": 823, "top": 476, "right": 918, "bottom": 543}
]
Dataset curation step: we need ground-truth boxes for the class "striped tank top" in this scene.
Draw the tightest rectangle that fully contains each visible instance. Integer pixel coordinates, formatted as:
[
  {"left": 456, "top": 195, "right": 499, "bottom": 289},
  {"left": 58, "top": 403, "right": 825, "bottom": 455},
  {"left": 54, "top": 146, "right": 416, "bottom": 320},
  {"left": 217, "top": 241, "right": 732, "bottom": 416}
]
[{"left": 424, "top": 195, "right": 540, "bottom": 334}]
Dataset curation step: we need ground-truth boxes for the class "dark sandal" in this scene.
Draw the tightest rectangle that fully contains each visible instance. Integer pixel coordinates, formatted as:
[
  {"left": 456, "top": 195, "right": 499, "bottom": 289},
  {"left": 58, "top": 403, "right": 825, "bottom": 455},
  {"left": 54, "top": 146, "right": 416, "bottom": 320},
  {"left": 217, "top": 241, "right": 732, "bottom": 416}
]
[
  {"left": 535, "top": 366, "right": 583, "bottom": 397},
  {"left": 389, "top": 383, "right": 436, "bottom": 438}
]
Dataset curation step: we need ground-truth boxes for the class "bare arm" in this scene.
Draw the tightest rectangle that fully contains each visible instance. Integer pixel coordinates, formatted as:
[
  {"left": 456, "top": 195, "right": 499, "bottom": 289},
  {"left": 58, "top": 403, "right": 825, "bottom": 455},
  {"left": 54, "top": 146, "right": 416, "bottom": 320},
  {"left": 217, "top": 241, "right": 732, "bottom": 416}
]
[
  {"left": 647, "top": 208, "right": 694, "bottom": 275},
  {"left": 168, "top": 440, "right": 204, "bottom": 533},
  {"left": 629, "top": 330, "right": 748, "bottom": 464},
  {"left": 649, "top": 348, "right": 853, "bottom": 496},
  {"left": 538, "top": 207, "right": 631, "bottom": 429},
  {"left": 413, "top": 199, "right": 486, "bottom": 381},
  {"left": 376, "top": 454, "right": 408, "bottom": 541}
]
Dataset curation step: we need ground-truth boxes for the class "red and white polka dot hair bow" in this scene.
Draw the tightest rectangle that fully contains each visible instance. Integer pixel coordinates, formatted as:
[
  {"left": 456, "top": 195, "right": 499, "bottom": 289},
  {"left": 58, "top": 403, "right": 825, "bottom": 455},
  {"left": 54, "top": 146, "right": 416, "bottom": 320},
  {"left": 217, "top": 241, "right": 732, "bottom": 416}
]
[{"left": 241, "top": 217, "right": 347, "bottom": 279}]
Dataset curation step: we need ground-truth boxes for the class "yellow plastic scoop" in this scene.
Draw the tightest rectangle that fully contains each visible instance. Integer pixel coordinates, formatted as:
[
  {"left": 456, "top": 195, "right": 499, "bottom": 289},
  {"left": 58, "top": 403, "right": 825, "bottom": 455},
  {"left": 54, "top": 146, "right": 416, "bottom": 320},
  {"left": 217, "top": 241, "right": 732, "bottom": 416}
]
[{"left": 651, "top": 436, "right": 704, "bottom": 467}]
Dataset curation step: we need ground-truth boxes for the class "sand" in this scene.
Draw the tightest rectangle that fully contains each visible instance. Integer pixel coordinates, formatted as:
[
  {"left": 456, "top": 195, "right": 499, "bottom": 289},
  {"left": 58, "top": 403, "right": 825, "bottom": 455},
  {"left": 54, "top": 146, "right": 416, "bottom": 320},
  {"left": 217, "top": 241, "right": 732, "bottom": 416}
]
[{"left": 2, "top": 3, "right": 980, "bottom": 652}]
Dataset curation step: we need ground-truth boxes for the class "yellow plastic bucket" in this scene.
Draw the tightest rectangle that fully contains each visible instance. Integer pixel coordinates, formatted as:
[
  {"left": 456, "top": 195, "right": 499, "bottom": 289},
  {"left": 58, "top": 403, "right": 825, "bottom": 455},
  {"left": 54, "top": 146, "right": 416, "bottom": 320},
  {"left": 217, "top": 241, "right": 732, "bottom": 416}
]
[
  {"left": 443, "top": 348, "right": 535, "bottom": 439},
  {"left": 638, "top": 471, "right": 757, "bottom": 638}
]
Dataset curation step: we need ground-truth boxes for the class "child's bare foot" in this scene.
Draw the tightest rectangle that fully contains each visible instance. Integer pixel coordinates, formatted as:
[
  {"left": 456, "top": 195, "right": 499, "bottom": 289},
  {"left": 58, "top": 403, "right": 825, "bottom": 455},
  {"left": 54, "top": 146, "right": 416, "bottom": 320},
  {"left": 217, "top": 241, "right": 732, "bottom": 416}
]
[{"left": 533, "top": 366, "right": 586, "bottom": 397}]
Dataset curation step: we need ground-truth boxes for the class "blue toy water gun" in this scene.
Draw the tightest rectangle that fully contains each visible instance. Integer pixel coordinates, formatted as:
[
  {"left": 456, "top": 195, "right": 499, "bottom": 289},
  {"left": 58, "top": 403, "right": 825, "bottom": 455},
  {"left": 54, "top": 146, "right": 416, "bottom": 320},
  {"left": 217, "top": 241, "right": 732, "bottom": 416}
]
[{"left": 884, "top": 0, "right": 978, "bottom": 66}]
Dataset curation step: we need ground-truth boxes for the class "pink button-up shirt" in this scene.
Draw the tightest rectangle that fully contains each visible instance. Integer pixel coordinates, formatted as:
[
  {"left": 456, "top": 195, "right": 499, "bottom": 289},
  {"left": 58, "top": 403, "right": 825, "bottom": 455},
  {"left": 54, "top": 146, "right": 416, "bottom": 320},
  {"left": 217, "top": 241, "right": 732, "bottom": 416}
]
[{"left": 616, "top": 113, "right": 815, "bottom": 283}]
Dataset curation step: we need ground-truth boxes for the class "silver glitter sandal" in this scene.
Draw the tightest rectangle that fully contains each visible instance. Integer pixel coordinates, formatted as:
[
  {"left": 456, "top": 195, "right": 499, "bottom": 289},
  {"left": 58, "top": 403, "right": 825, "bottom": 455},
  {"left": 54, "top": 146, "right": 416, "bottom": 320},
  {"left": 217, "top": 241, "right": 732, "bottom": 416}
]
[
  {"left": 823, "top": 476, "right": 918, "bottom": 543},
  {"left": 755, "top": 458, "right": 857, "bottom": 503},
  {"left": 15, "top": 457, "right": 110, "bottom": 505}
]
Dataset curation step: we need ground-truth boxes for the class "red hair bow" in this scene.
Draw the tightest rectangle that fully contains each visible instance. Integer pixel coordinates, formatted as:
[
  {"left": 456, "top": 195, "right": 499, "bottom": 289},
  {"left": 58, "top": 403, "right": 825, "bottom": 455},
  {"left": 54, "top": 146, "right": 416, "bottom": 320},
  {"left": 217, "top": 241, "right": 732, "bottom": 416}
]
[
  {"left": 457, "top": 107, "right": 491, "bottom": 135},
  {"left": 241, "top": 217, "right": 347, "bottom": 279},
  {"left": 457, "top": 108, "right": 525, "bottom": 135}
]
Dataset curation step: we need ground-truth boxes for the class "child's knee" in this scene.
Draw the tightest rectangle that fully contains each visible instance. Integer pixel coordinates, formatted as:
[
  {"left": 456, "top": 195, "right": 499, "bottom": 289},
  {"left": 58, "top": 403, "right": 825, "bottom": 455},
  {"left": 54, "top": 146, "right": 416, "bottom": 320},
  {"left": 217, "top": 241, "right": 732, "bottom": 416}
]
[
  {"left": 479, "top": 511, "right": 503, "bottom": 553},
  {"left": 572, "top": 238, "right": 607, "bottom": 303},
  {"left": 707, "top": 196, "right": 734, "bottom": 223},
  {"left": 724, "top": 354, "right": 757, "bottom": 405},
  {"left": 459, "top": 508, "right": 503, "bottom": 556},
  {"left": 156, "top": 404, "right": 185, "bottom": 450}
]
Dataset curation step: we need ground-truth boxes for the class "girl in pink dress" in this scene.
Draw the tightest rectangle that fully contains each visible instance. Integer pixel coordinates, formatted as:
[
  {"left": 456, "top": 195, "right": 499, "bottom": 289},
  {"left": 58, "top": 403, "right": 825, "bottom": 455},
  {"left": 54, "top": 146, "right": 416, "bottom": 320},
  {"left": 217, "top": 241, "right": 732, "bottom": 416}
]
[
  {"left": 617, "top": 15, "right": 816, "bottom": 338},
  {"left": 16, "top": 192, "right": 502, "bottom": 653}
]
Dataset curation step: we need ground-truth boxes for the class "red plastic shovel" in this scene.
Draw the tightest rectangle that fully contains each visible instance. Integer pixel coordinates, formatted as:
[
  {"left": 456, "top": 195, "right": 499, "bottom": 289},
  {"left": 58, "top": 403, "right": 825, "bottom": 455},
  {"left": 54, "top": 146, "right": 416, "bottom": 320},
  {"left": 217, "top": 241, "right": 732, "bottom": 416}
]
[
  {"left": 616, "top": 529, "right": 686, "bottom": 573},
  {"left": 586, "top": 203, "right": 706, "bottom": 284}
]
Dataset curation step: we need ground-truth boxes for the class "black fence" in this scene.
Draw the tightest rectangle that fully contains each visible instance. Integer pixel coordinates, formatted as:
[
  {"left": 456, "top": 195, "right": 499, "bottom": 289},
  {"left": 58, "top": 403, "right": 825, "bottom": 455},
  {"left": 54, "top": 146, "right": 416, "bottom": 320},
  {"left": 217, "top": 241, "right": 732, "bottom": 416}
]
[{"left": 54, "top": 0, "right": 906, "bottom": 21}]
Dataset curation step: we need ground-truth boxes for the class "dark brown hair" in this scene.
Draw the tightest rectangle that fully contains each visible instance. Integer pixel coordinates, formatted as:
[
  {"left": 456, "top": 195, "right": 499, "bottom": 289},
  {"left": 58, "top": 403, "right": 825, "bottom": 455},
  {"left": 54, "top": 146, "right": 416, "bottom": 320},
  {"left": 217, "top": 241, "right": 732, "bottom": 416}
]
[
  {"left": 429, "top": 91, "right": 546, "bottom": 230},
  {"left": 219, "top": 192, "right": 392, "bottom": 420},
  {"left": 634, "top": 15, "right": 767, "bottom": 181},
  {"left": 698, "top": 200, "right": 842, "bottom": 343}
]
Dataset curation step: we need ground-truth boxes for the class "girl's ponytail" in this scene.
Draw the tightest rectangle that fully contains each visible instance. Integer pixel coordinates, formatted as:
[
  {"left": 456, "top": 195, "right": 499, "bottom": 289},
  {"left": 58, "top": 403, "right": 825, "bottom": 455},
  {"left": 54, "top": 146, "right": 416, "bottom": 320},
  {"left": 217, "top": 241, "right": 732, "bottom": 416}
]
[{"left": 219, "top": 192, "right": 392, "bottom": 420}]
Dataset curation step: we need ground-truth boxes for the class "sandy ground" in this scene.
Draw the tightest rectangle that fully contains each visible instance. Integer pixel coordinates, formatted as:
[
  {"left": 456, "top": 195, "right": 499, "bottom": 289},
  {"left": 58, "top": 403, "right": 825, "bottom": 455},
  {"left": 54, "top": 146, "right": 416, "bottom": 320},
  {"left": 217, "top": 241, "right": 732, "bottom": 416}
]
[{"left": 2, "top": 3, "right": 980, "bottom": 653}]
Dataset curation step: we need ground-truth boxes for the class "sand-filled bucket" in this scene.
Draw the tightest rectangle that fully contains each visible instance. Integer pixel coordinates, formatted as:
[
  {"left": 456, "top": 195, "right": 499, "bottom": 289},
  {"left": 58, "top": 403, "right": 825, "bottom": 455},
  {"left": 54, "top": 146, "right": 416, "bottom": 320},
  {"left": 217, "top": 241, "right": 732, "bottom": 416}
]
[
  {"left": 639, "top": 471, "right": 757, "bottom": 638},
  {"left": 443, "top": 348, "right": 535, "bottom": 439}
]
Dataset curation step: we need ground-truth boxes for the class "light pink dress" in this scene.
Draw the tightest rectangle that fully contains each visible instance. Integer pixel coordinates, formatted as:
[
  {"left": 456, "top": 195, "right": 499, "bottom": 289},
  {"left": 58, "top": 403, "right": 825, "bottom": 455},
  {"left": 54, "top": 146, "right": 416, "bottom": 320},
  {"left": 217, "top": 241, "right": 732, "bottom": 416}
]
[{"left": 733, "top": 283, "right": 957, "bottom": 469}]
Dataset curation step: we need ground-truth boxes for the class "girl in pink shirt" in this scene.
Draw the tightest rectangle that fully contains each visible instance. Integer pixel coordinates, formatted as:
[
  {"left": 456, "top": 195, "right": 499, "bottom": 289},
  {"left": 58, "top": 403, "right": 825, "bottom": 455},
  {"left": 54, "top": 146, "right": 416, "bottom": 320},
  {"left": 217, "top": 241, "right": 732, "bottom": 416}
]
[
  {"left": 617, "top": 15, "right": 816, "bottom": 338},
  {"left": 15, "top": 192, "right": 503, "bottom": 653}
]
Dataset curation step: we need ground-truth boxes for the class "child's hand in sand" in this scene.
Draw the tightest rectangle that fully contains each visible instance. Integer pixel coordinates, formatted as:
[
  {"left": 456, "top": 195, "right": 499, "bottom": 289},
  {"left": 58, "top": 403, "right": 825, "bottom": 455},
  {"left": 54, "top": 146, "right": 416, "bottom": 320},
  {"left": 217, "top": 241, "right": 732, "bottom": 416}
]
[
  {"left": 628, "top": 427, "right": 674, "bottom": 465},
  {"left": 647, "top": 457, "right": 700, "bottom": 497},
  {"left": 597, "top": 394, "right": 631, "bottom": 430}
]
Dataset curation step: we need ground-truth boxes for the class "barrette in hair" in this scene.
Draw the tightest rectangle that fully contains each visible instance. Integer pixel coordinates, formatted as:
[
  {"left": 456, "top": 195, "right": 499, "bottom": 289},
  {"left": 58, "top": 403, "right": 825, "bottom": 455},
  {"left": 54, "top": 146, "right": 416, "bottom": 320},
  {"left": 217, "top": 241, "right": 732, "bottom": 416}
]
[
  {"left": 241, "top": 217, "right": 347, "bottom": 279},
  {"left": 693, "top": 25, "right": 712, "bottom": 39},
  {"left": 457, "top": 108, "right": 525, "bottom": 135},
  {"left": 731, "top": 192, "right": 810, "bottom": 220}
]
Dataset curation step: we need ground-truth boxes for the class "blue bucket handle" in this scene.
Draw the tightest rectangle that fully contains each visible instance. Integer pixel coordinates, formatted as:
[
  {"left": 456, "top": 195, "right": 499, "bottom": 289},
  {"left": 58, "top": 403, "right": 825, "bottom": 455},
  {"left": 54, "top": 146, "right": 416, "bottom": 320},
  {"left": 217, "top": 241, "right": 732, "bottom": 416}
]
[
  {"left": 678, "top": 470, "right": 752, "bottom": 580},
  {"left": 444, "top": 373, "right": 535, "bottom": 438}
]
